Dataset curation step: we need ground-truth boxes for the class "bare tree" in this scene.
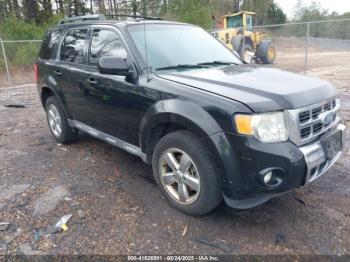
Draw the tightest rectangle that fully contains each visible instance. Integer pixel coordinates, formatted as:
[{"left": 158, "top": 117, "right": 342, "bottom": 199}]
[
  {"left": 94, "top": 0, "right": 106, "bottom": 13},
  {"left": 24, "top": 0, "right": 39, "bottom": 22},
  {"left": 42, "top": 0, "right": 53, "bottom": 16},
  {"left": 57, "top": 0, "right": 64, "bottom": 14}
]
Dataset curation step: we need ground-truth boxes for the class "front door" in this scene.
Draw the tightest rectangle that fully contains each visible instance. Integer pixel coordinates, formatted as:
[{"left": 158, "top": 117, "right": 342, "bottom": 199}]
[{"left": 77, "top": 27, "right": 151, "bottom": 146}]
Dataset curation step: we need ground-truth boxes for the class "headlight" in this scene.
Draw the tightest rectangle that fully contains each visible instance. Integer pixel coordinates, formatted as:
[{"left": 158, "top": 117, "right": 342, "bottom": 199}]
[{"left": 235, "top": 112, "right": 288, "bottom": 143}]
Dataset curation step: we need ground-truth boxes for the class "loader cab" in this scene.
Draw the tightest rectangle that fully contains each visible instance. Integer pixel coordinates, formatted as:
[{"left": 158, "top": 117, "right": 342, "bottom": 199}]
[{"left": 224, "top": 11, "right": 255, "bottom": 32}]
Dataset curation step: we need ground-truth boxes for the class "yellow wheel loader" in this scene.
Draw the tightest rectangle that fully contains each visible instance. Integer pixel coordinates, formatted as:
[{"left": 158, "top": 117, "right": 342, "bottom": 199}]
[{"left": 211, "top": 11, "right": 276, "bottom": 64}]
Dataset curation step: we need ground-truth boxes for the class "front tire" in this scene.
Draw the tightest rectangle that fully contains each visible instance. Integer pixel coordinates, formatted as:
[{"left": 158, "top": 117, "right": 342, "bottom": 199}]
[
  {"left": 45, "top": 96, "right": 77, "bottom": 144},
  {"left": 258, "top": 40, "right": 276, "bottom": 64},
  {"left": 152, "top": 131, "right": 222, "bottom": 216}
]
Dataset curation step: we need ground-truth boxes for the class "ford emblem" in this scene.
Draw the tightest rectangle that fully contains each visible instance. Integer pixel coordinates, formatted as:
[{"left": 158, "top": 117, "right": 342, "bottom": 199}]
[{"left": 323, "top": 112, "right": 334, "bottom": 125}]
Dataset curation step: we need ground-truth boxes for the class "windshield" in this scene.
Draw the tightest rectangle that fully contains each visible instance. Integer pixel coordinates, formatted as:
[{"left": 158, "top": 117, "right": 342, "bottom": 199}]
[
  {"left": 226, "top": 15, "right": 243, "bottom": 28},
  {"left": 127, "top": 24, "right": 241, "bottom": 71}
]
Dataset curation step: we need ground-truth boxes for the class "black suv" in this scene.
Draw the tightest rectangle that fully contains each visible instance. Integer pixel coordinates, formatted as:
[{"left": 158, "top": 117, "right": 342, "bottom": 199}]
[{"left": 36, "top": 15, "right": 346, "bottom": 215}]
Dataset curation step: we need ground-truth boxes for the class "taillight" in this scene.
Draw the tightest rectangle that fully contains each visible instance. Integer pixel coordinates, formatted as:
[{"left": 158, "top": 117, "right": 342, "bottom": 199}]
[{"left": 34, "top": 63, "right": 39, "bottom": 82}]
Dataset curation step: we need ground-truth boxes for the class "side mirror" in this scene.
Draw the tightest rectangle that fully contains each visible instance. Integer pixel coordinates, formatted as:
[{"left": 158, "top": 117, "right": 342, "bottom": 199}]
[{"left": 98, "top": 57, "right": 130, "bottom": 76}]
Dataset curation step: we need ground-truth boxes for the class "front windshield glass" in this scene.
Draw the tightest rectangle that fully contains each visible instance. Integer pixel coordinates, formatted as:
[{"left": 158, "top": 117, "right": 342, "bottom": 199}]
[
  {"left": 226, "top": 15, "right": 243, "bottom": 28},
  {"left": 127, "top": 24, "right": 241, "bottom": 70}
]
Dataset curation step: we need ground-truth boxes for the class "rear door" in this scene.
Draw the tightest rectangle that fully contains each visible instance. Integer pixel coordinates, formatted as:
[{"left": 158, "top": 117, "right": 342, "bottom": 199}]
[
  {"left": 38, "top": 29, "right": 65, "bottom": 101},
  {"left": 57, "top": 27, "right": 90, "bottom": 121}
]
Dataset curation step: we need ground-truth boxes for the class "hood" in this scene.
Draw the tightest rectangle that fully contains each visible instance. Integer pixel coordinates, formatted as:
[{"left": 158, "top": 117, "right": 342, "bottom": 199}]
[{"left": 156, "top": 65, "right": 337, "bottom": 112}]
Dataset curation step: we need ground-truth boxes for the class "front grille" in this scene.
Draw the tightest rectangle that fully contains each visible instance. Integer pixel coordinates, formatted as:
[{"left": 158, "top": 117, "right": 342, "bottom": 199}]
[
  {"left": 312, "top": 107, "right": 322, "bottom": 119},
  {"left": 299, "top": 111, "right": 310, "bottom": 123},
  {"left": 287, "top": 98, "right": 340, "bottom": 146},
  {"left": 300, "top": 127, "right": 311, "bottom": 138},
  {"left": 313, "top": 123, "right": 323, "bottom": 134},
  {"left": 296, "top": 99, "right": 338, "bottom": 141}
]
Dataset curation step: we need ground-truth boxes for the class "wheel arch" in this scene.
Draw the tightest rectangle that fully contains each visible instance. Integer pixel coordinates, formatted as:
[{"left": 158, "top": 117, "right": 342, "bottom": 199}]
[
  {"left": 40, "top": 86, "right": 56, "bottom": 108},
  {"left": 139, "top": 99, "right": 223, "bottom": 163}
]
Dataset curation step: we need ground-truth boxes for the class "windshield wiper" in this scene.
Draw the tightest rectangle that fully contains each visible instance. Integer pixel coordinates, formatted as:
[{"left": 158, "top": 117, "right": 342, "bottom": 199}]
[
  {"left": 197, "top": 61, "right": 236, "bottom": 66},
  {"left": 155, "top": 64, "right": 208, "bottom": 71}
]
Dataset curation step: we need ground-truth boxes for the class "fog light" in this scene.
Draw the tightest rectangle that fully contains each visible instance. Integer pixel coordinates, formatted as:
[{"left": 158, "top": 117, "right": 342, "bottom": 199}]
[
  {"left": 263, "top": 171, "right": 273, "bottom": 184},
  {"left": 258, "top": 168, "right": 285, "bottom": 188}
]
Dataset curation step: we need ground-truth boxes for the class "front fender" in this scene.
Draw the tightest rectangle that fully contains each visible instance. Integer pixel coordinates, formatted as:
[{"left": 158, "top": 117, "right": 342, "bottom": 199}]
[
  {"left": 139, "top": 99, "right": 222, "bottom": 153},
  {"left": 139, "top": 99, "right": 244, "bottom": 193}
]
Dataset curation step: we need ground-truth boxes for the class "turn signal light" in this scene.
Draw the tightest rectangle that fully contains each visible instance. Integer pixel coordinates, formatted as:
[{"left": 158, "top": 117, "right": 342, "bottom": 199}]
[{"left": 235, "top": 115, "right": 253, "bottom": 135}]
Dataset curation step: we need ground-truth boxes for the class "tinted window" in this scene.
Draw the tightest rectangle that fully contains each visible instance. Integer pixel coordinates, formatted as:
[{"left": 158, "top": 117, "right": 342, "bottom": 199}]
[
  {"left": 60, "top": 29, "right": 88, "bottom": 63},
  {"left": 39, "top": 30, "right": 62, "bottom": 60},
  {"left": 89, "top": 29, "right": 127, "bottom": 65}
]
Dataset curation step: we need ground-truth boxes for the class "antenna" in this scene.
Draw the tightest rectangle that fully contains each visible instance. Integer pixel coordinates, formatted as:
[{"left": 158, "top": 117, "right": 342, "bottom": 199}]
[{"left": 143, "top": 21, "right": 151, "bottom": 82}]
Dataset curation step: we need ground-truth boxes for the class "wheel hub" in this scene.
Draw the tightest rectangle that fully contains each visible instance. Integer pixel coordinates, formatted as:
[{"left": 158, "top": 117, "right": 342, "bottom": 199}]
[{"left": 175, "top": 170, "right": 185, "bottom": 183}]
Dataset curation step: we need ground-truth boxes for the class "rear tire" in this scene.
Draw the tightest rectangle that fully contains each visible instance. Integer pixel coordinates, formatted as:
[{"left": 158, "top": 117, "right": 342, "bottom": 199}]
[
  {"left": 45, "top": 96, "right": 77, "bottom": 144},
  {"left": 152, "top": 131, "right": 222, "bottom": 216}
]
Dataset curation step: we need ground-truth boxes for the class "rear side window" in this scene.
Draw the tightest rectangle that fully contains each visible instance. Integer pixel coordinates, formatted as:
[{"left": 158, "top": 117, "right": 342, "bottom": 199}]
[
  {"left": 89, "top": 29, "right": 127, "bottom": 65},
  {"left": 60, "top": 29, "right": 88, "bottom": 63},
  {"left": 39, "top": 29, "right": 62, "bottom": 60}
]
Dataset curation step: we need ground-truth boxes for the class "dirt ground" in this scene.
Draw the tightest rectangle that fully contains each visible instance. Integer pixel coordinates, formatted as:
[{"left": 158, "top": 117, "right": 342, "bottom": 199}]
[{"left": 0, "top": 52, "right": 350, "bottom": 255}]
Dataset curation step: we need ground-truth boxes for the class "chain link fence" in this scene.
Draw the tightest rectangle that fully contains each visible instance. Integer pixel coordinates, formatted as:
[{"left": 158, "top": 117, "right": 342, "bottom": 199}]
[
  {"left": 253, "top": 18, "right": 350, "bottom": 75},
  {"left": 0, "top": 39, "right": 42, "bottom": 87},
  {"left": 0, "top": 19, "right": 350, "bottom": 87}
]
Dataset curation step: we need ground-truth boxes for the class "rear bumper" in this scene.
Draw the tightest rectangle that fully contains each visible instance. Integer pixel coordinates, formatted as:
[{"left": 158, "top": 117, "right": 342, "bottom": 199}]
[{"left": 209, "top": 123, "right": 346, "bottom": 209}]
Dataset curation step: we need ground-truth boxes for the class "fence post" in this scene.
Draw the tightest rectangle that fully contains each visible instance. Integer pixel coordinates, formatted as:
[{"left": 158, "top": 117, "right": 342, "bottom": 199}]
[
  {"left": 0, "top": 37, "right": 12, "bottom": 86},
  {"left": 304, "top": 22, "right": 310, "bottom": 73}
]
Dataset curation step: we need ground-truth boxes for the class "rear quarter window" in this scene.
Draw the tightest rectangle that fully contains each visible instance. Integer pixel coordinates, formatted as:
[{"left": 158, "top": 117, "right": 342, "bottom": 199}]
[{"left": 39, "top": 29, "right": 62, "bottom": 60}]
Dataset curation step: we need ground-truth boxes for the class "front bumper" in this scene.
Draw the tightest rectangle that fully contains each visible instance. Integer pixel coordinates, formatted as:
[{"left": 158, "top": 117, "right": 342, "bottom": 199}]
[{"left": 210, "top": 123, "right": 346, "bottom": 209}]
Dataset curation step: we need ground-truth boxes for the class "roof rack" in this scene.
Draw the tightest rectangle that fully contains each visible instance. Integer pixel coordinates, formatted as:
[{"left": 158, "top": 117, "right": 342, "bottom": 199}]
[
  {"left": 58, "top": 14, "right": 163, "bottom": 25},
  {"left": 104, "top": 14, "right": 163, "bottom": 20},
  {"left": 58, "top": 14, "right": 107, "bottom": 25}
]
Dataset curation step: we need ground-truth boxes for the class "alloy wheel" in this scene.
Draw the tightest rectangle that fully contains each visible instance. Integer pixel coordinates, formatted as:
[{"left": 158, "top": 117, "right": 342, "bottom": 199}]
[
  {"left": 159, "top": 148, "right": 200, "bottom": 205},
  {"left": 47, "top": 104, "right": 62, "bottom": 138}
]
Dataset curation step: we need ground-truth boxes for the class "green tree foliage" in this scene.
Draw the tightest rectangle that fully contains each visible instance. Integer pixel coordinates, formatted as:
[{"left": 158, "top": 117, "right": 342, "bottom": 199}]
[
  {"left": 0, "top": 15, "right": 63, "bottom": 68},
  {"left": 293, "top": 0, "right": 328, "bottom": 22},
  {"left": 266, "top": 2, "right": 286, "bottom": 24},
  {"left": 291, "top": 0, "right": 350, "bottom": 39},
  {"left": 241, "top": 0, "right": 274, "bottom": 24},
  {"left": 166, "top": 0, "right": 215, "bottom": 29}
]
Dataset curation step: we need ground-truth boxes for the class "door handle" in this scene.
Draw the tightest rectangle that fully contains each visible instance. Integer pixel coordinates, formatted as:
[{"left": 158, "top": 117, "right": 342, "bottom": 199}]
[
  {"left": 87, "top": 77, "right": 98, "bottom": 85},
  {"left": 54, "top": 70, "right": 62, "bottom": 76}
]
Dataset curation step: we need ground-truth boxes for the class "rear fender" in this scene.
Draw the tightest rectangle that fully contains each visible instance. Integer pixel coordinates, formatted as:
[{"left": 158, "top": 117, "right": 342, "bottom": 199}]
[{"left": 38, "top": 67, "right": 72, "bottom": 118}]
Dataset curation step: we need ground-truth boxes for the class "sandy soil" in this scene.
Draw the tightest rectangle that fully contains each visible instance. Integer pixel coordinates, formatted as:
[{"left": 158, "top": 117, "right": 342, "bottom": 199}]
[{"left": 0, "top": 54, "right": 349, "bottom": 255}]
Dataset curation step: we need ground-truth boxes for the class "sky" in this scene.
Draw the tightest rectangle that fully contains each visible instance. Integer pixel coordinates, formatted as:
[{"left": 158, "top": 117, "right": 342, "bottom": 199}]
[{"left": 274, "top": 0, "right": 350, "bottom": 18}]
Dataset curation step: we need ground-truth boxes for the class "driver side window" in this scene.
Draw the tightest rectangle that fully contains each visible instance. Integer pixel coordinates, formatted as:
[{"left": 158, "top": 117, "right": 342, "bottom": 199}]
[{"left": 89, "top": 29, "right": 127, "bottom": 66}]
